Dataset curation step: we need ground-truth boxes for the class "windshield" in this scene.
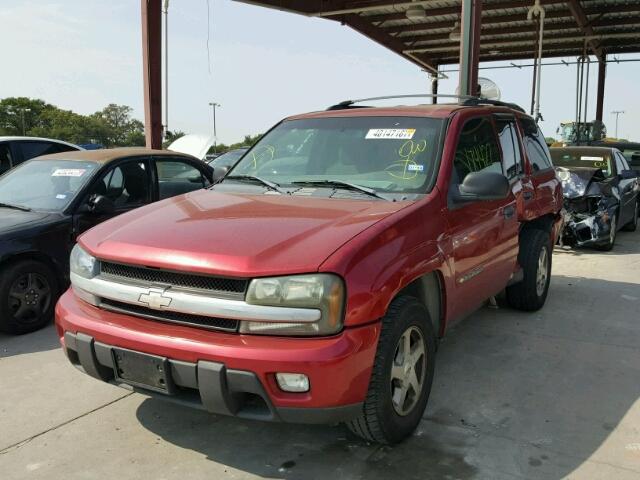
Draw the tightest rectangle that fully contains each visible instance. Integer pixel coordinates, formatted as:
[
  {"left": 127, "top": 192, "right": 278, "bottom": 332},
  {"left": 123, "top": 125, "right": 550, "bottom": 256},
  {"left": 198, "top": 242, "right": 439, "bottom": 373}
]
[
  {"left": 226, "top": 116, "right": 445, "bottom": 196},
  {"left": 550, "top": 149, "right": 614, "bottom": 178},
  {"left": 0, "top": 159, "right": 99, "bottom": 211},
  {"left": 210, "top": 149, "right": 248, "bottom": 169}
]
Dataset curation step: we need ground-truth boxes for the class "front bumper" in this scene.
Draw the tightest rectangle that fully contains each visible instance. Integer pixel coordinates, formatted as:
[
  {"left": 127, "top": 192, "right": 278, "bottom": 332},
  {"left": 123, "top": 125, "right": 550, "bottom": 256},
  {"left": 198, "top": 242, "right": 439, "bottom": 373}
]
[
  {"left": 56, "top": 289, "right": 379, "bottom": 424},
  {"left": 561, "top": 207, "right": 614, "bottom": 247}
]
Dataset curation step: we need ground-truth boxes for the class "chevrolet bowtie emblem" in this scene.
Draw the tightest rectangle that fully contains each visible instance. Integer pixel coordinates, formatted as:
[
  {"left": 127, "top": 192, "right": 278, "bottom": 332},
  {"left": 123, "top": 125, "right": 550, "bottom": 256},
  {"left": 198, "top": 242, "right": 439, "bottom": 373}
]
[{"left": 138, "top": 288, "right": 172, "bottom": 310}]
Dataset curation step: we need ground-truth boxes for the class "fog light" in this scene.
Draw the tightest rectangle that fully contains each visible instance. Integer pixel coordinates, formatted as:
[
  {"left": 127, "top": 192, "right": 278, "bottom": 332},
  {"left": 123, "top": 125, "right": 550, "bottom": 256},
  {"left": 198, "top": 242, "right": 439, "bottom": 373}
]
[{"left": 275, "top": 373, "right": 309, "bottom": 393}]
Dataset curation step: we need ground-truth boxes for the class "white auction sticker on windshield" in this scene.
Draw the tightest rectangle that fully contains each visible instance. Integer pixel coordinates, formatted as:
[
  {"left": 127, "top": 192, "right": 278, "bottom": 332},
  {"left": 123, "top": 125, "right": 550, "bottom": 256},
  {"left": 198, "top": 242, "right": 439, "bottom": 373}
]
[
  {"left": 581, "top": 156, "right": 604, "bottom": 161},
  {"left": 52, "top": 168, "right": 86, "bottom": 177},
  {"left": 366, "top": 128, "right": 416, "bottom": 139}
]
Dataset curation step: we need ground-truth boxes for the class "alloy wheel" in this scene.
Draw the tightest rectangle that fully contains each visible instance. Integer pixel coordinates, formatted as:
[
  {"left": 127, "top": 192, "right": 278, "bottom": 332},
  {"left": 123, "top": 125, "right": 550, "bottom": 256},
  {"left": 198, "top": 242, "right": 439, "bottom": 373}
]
[
  {"left": 8, "top": 272, "right": 52, "bottom": 325},
  {"left": 536, "top": 246, "right": 549, "bottom": 297},
  {"left": 390, "top": 326, "right": 426, "bottom": 416}
]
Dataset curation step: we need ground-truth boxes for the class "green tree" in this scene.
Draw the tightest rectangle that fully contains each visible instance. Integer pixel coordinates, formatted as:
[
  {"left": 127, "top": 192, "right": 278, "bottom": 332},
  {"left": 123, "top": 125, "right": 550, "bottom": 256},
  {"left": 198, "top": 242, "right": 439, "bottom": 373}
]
[{"left": 91, "top": 104, "right": 145, "bottom": 147}]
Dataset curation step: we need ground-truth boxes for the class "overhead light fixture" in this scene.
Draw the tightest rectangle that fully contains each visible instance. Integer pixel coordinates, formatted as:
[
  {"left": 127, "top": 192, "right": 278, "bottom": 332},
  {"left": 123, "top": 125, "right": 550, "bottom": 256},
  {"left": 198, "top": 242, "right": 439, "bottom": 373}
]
[
  {"left": 449, "top": 21, "right": 461, "bottom": 41},
  {"left": 490, "top": 50, "right": 501, "bottom": 55},
  {"left": 406, "top": 5, "right": 427, "bottom": 20}
]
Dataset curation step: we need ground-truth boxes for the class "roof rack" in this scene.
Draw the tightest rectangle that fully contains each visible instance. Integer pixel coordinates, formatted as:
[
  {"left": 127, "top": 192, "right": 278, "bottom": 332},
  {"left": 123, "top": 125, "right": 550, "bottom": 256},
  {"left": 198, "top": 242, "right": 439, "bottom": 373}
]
[
  {"left": 327, "top": 94, "right": 474, "bottom": 110},
  {"left": 327, "top": 94, "right": 525, "bottom": 113},
  {"left": 461, "top": 98, "right": 526, "bottom": 113}
]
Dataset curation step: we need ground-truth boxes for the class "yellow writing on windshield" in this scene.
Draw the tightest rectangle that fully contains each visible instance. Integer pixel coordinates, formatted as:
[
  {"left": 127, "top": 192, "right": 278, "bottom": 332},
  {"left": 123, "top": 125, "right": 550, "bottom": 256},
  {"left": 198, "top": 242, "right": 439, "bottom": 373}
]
[{"left": 386, "top": 139, "right": 427, "bottom": 180}]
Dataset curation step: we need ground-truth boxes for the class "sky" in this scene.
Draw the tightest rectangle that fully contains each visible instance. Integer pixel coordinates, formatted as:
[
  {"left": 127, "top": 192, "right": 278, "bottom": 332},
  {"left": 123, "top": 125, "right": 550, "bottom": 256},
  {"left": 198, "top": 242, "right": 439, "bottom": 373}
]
[{"left": 1, "top": 0, "right": 639, "bottom": 143}]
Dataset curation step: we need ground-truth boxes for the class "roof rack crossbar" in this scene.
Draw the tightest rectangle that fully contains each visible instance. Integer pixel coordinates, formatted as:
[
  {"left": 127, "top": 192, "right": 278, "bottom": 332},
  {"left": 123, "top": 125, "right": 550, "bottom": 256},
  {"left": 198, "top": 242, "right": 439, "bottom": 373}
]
[{"left": 327, "top": 94, "right": 476, "bottom": 110}]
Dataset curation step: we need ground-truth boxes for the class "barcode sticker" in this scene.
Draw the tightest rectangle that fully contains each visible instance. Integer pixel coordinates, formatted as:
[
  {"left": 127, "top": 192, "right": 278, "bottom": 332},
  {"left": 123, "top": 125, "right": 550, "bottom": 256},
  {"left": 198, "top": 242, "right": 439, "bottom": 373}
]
[
  {"left": 52, "top": 169, "right": 86, "bottom": 177},
  {"left": 366, "top": 128, "right": 416, "bottom": 139}
]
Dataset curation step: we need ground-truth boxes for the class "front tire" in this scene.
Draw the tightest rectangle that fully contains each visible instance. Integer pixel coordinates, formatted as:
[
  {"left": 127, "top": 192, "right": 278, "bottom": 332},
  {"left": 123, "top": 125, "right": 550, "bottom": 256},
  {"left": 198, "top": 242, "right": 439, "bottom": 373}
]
[
  {"left": 347, "top": 296, "right": 436, "bottom": 444},
  {"left": 622, "top": 201, "right": 638, "bottom": 232},
  {"left": 506, "top": 229, "right": 552, "bottom": 311},
  {"left": 596, "top": 211, "right": 618, "bottom": 251},
  {"left": 0, "top": 260, "right": 58, "bottom": 335}
]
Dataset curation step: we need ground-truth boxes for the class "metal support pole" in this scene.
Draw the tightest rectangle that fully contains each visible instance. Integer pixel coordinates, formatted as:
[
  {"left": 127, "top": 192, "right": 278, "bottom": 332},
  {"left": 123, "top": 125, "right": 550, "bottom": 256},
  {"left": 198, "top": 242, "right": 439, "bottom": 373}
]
[
  {"left": 458, "top": 0, "right": 482, "bottom": 97},
  {"left": 141, "top": 0, "right": 163, "bottom": 149},
  {"left": 583, "top": 56, "right": 590, "bottom": 125},
  {"left": 431, "top": 73, "right": 439, "bottom": 104},
  {"left": 595, "top": 56, "right": 606, "bottom": 122},
  {"left": 209, "top": 102, "right": 220, "bottom": 154},
  {"left": 163, "top": 0, "right": 169, "bottom": 138}
]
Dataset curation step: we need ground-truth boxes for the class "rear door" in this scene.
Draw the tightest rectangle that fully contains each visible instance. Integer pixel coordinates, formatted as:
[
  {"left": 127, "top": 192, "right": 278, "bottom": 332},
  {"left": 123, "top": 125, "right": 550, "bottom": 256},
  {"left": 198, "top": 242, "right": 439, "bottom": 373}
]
[
  {"left": 518, "top": 117, "right": 559, "bottom": 217},
  {"left": 445, "top": 115, "right": 519, "bottom": 320}
]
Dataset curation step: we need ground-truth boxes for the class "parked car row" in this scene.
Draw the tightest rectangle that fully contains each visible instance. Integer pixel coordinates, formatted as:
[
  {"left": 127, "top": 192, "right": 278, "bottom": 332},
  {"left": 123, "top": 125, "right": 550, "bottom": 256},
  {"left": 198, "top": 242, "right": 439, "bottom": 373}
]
[{"left": 3, "top": 98, "right": 637, "bottom": 446}]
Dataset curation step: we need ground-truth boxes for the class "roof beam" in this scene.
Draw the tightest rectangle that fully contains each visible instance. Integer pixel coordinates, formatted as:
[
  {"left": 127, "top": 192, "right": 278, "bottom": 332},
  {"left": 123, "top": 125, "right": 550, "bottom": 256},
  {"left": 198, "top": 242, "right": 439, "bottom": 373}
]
[
  {"left": 567, "top": 0, "right": 603, "bottom": 60},
  {"left": 408, "top": 28, "right": 640, "bottom": 52},
  {"left": 312, "top": 1, "right": 433, "bottom": 17},
  {"left": 367, "top": 0, "right": 566, "bottom": 24},
  {"left": 340, "top": 13, "right": 438, "bottom": 72}
]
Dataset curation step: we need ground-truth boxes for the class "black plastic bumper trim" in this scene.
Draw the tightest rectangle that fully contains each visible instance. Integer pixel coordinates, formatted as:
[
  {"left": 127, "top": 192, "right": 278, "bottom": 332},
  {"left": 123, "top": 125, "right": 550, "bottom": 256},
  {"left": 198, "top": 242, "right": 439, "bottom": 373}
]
[{"left": 63, "top": 331, "right": 361, "bottom": 425}]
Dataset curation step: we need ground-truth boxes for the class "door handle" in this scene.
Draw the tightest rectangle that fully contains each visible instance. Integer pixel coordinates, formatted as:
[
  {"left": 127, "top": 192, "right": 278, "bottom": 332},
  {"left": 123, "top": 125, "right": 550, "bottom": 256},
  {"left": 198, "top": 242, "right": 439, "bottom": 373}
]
[
  {"left": 503, "top": 205, "right": 516, "bottom": 219},
  {"left": 523, "top": 191, "right": 534, "bottom": 201}
]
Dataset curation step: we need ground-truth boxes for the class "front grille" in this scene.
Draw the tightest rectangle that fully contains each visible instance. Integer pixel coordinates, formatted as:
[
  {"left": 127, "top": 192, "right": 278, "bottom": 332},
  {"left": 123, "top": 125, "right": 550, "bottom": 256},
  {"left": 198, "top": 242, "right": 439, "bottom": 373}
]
[
  {"left": 101, "top": 299, "right": 239, "bottom": 332},
  {"left": 100, "top": 262, "right": 247, "bottom": 298}
]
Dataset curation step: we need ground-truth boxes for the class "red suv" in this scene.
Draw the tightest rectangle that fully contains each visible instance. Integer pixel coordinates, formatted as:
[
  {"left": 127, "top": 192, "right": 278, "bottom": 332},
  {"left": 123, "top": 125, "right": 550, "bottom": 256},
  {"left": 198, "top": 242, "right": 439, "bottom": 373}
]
[{"left": 56, "top": 99, "right": 563, "bottom": 444}]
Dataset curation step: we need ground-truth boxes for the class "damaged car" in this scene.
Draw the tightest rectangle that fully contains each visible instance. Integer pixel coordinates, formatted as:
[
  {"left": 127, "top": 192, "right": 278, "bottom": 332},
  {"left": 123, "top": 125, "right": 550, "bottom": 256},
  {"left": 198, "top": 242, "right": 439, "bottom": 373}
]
[{"left": 550, "top": 146, "right": 640, "bottom": 250}]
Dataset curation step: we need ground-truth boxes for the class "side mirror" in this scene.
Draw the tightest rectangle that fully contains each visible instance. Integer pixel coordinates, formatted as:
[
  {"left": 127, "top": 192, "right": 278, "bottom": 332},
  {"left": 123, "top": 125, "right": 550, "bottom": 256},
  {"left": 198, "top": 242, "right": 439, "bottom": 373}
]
[
  {"left": 620, "top": 169, "right": 639, "bottom": 180},
  {"left": 213, "top": 166, "right": 230, "bottom": 183},
  {"left": 88, "top": 194, "right": 116, "bottom": 214},
  {"left": 454, "top": 171, "right": 510, "bottom": 202}
]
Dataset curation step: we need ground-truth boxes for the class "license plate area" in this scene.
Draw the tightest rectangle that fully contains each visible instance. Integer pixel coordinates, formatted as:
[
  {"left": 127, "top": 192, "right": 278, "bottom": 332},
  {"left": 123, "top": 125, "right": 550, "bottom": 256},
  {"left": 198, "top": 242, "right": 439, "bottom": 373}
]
[{"left": 112, "top": 348, "right": 172, "bottom": 394}]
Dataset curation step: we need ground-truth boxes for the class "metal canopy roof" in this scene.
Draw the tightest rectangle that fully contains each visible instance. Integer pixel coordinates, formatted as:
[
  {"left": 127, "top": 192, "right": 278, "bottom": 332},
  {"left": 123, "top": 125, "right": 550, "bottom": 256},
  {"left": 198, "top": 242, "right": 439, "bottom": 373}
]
[{"left": 235, "top": 1, "right": 640, "bottom": 71}]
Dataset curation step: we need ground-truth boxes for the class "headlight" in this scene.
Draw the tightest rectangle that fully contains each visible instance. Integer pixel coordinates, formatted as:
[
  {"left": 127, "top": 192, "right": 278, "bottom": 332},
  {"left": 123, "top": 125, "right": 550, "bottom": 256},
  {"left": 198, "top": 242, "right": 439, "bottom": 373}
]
[
  {"left": 70, "top": 244, "right": 99, "bottom": 279},
  {"left": 242, "top": 274, "right": 344, "bottom": 336}
]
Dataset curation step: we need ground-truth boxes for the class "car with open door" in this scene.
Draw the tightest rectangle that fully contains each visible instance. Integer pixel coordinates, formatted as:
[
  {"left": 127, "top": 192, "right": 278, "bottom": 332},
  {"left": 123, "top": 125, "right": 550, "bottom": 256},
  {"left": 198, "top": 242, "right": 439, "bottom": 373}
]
[
  {"left": 56, "top": 97, "right": 563, "bottom": 444},
  {"left": 0, "top": 148, "right": 213, "bottom": 334},
  {"left": 550, "top": 146, "right": 640, "bottom": 250}
]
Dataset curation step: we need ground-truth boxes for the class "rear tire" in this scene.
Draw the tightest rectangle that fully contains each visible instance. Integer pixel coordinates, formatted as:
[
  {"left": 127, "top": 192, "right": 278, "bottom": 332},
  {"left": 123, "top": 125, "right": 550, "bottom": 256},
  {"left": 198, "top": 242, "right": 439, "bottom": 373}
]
[
  {"left": 0, "top": 260, "right": 58, "bottom": 335},
  {"left": 622, "top": 201, "right": 638, "bottom": 232},
  {"left": 506, "top": 229, "right": 552, "bottom": 312},
  {"left": 347, "top": 296, "right": 436, "bottom": 444}
]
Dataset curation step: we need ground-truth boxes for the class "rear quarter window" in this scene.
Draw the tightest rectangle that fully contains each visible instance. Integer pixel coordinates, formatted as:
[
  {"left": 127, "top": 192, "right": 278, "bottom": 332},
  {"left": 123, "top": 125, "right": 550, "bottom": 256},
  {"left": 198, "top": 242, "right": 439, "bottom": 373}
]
[{"left": 520, "top": 118, "right": 553, "bottom": 172}]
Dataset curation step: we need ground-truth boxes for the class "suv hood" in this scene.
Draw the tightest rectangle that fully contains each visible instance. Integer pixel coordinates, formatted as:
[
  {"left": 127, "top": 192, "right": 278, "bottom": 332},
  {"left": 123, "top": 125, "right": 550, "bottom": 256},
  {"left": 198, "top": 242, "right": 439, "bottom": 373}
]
[
  {"left": 80, "top": 190, "right": 410, "bottom": 277},
  {"left": 168, "top": 134, "right": 215, "bottom": 160}
]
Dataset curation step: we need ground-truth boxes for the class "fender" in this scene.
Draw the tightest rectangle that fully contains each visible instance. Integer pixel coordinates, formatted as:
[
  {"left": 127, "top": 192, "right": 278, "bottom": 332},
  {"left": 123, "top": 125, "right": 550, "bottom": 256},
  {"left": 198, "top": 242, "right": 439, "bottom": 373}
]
[{"left": 320, "top": 190, "right": 450, "bottom": 328}]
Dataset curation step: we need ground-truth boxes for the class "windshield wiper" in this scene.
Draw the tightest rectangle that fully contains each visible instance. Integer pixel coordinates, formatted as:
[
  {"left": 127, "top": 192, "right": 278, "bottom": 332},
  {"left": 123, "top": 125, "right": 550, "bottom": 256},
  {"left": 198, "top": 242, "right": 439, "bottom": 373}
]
[
  {"left": 291, "top": 180, "right": 387, "bottom": 200},
  {"left": 0, "top": 202, "right": 32, "bottom": 212},
  {"left": 224, "top": 175, "right": 286, "bottom": 194}
]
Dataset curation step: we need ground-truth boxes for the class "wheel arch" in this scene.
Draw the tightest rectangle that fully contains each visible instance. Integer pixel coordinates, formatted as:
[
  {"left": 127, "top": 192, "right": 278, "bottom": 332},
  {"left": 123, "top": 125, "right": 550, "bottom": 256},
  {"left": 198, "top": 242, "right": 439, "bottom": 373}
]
[
  {"left": 0, "top": 251, "right": 64, "bottom": 286},
  {"left": 394, "top": 270, "right": 445, "bottom": 337}
]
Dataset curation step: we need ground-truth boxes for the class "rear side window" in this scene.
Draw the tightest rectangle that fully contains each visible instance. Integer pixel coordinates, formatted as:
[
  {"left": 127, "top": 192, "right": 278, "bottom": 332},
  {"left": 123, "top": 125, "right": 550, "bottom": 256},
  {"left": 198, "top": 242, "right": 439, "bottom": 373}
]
[
  {"left": 452, "top": 116, "right": 501, "bottom": 184},
  {"left": 17, "top": 141, "right": 76, "bottom": 163},
  {"left": 156, "top": 159, "right": 207, "bottom": 200},
  {"left": 520, "top": 118, "right": 552, "bottom": 172},
  {"left": 495, "top": 116, "right": 522, "bottom": 179}
]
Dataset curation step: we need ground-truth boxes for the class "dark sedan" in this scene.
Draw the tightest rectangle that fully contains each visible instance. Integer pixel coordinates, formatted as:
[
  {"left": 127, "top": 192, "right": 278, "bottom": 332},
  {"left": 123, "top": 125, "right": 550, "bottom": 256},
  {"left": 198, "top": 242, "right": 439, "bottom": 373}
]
[
  {"left": 550, "top": 146, "right": 640, "bottom": 250},
  {"left": 0, "top": 148, "right": 213, "bottom": 334}
]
